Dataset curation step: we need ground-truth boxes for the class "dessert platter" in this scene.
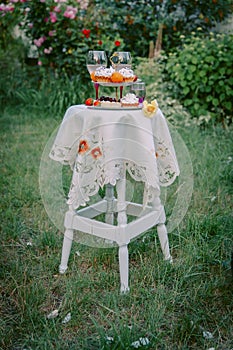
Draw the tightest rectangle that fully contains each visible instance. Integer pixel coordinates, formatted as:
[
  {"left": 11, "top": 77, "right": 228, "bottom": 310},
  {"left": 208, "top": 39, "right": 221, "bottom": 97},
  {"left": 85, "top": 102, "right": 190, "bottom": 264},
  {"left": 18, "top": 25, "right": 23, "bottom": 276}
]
[
  {"left": 85, "top": 51, "right": 146, "bottom": 110},
  {"left": 88, "top": 93, "right": 142, "bottom": 110}
]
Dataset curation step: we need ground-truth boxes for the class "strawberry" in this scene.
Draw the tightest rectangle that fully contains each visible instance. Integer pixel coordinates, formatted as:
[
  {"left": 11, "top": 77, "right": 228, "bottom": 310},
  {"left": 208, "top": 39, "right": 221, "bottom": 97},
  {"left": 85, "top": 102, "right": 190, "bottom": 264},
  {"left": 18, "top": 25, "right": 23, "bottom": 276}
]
[
  {"left": 133, "top": 75, "right": 138, "bottom": 82},
  {"left": 93, "top": 100, "right": 101, "bottom": 107},
  {"left": 85, "top": 98, "right": 93, "bottom": 106}
]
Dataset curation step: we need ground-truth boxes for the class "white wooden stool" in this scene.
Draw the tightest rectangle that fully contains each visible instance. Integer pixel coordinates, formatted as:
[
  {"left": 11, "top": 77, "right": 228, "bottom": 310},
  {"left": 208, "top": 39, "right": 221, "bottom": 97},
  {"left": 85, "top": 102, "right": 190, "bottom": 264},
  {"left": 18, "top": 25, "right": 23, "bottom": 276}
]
[
  {"left": 48, "top": 105, "right": 179, "bottom": 293},
  {"left": 59, "top": 180, "right": 172, "bottom": 293}
]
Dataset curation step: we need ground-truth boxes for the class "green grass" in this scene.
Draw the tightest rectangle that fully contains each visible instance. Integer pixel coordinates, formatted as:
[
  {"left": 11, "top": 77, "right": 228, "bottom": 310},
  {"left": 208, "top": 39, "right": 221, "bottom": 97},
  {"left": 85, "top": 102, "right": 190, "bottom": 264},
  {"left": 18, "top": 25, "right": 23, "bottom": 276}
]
[{"left": 1, "top": 75, "right": 233, "bottom": 349}]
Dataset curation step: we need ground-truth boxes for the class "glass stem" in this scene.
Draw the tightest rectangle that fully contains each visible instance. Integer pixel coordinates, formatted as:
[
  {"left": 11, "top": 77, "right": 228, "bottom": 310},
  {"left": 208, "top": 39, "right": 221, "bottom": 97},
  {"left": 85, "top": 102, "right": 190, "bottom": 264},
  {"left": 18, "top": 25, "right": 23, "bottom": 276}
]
[
  {"left": 115, "top": 87, "right": 118, "bottom": 101},
  {"left": 94, "top": 83, "right": 99, "bottom": 99},
  {"left": 120, "top": 86, "right": 123, "bottom": 99}
]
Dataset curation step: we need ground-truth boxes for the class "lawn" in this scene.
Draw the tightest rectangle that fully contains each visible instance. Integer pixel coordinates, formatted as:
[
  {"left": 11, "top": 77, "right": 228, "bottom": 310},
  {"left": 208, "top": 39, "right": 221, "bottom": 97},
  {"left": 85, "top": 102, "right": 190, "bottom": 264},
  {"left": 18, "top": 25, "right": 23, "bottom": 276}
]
[{"left": 0, "top": 75, "right": 233, "bottom": 349}]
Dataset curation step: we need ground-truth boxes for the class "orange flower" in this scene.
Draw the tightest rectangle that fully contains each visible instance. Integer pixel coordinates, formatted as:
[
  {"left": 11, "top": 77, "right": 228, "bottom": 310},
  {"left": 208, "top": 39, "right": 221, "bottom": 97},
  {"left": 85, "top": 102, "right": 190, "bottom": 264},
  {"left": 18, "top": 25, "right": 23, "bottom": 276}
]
[
  {"left": 78, "top": 140, "right": 89, "bottom": 154},
  {"left": 91, "top": 147, "right": 102, "bottom": 159}
]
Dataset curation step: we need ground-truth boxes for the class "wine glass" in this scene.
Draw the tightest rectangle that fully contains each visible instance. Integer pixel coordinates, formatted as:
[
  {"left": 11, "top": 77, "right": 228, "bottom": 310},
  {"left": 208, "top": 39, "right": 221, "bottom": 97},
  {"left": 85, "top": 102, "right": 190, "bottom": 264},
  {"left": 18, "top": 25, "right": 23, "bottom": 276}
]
[
  {"left": 130, "top": 81, "right": 146, "bottom": 104},
  {"left": 86, "top": 50, "right": 107, "bottom": 73},
  {"left": 86, "top": 51, "right": 107, "bottom": 100},
  {"left": 116, "top": 51, "right": 132, "bottom": 69}
]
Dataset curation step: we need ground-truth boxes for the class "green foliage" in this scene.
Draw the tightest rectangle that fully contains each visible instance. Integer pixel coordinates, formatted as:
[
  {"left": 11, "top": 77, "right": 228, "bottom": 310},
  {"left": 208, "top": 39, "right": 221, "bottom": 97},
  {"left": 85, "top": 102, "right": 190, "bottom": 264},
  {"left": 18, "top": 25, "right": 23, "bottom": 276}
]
[
  {"left": 0, "top": 1, "right": 23, "bottom": 49},
  {"left": 14, "top": 73, "right": 93, "bottom": 115},
  {"left": 0, "top": 0, "right": 232, "bottom": 79},
  {"left": 0, "top": 0, "right": 126, "bottom": 80},
  {"left": 166, "top": 32, "right": 233, "bottom": 124},
  {"left": 94, "top": 0, "right": 233, "bottom": 56},
  {"left": 0, "top": 36, "right": 39, "bottom": 107},
  {"left": 0, "top": 36, "right": 93, "bottom": 114}
]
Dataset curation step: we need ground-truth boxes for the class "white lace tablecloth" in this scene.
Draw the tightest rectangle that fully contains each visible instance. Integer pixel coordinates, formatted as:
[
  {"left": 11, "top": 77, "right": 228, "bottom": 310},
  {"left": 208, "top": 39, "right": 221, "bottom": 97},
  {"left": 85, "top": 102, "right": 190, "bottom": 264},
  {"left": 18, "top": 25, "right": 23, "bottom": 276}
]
[{"left": 49, "top": 105, "right": 180, "bottom": 209}]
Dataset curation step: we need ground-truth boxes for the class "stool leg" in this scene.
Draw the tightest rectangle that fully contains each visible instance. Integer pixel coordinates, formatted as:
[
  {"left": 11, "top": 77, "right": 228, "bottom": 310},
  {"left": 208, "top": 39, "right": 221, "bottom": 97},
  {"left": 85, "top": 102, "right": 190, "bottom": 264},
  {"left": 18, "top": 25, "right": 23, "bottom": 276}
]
[
  {"left": 151, "top": 195, "right": 172, "bottom": 262},
  {"left": 157, "top": 224, "right": 172, "bottom": 262},
  {"left": 119, "top": 244, "right": 129, "bottom": 293},
  {"left": 116, "top": 177, "right": 127, "bottom": 225},
  {"left": 59, "top": 228, "right": 74, "bottom": 273},
  {"left": 105, "top": 183, "right": 115, "bottom": 225}
]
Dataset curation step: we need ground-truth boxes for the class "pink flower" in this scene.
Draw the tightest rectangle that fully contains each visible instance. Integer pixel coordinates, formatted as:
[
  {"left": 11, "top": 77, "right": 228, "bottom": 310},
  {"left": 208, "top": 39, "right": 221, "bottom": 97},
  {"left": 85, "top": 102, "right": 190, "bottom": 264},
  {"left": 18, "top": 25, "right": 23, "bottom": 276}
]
[
  {"left": 76, "top": 0, "right": 89, "bottom": 10},
  {"left": 34, "top": 36, "right": 46, "bottom": 47},
  {"left": 48, "top": 30, "right": 56, "bottom": 37},
  {"left": 28, "top": 23, "right": 33, "bottom": 29},
  {"left": 63, "top": 6, "right": 77, "bottom": 19},
  {"left": 0, "top": 4, "right": 15, "bottom": 12},
  {"left": 50, "top": 12, "right": 57, "bottom": 23},
  {"left": 38, "top": 61, "right": 42, "bottom": 66},
  {"left": 44, "top": 47, "right": 53, "bottom": 54},
  {"left": 54, "top": 6, "right": 61, "bottom": 13}
]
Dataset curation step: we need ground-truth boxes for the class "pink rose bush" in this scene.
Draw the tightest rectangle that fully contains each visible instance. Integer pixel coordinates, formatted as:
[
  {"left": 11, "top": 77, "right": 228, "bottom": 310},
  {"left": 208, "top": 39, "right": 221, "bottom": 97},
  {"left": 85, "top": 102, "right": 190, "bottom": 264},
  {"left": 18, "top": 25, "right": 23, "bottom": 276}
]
[{"left": 0, "top": 0, "right": 125, "bottom": 79}]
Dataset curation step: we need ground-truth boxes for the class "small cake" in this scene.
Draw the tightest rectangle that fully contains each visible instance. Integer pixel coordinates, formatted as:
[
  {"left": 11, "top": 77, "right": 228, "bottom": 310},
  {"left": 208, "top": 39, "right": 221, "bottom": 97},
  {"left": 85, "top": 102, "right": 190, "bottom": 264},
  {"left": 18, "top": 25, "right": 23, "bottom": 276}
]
[
  {"left": 99, "top": 96, "right": 121, "bottom": 108},
  {"left": 94, "top": 66, "right": 107, "bottom": 82},
  {"left": 110, "top": 71, "right": 124, "bottom": 83},
  {"left": 103, "top": 67, "right": 115, "bottom": 82},
  {"left": 118, "top": 67, "right": 135, "bottom": 82},
  {"left": 121, "top": 93, "right": 139, "bottom": 107},
  {"left": 94, "top": 66, "right": 115, "bottom": 83},
  {"left": 100, "top": 101, "right": 121, "bottom": 109}
]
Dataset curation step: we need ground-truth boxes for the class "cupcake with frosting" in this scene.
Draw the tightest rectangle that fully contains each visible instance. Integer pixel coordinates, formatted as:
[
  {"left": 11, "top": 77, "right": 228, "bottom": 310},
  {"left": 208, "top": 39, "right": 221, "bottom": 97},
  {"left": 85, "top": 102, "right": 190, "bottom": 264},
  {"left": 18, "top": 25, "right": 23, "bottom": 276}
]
[
  {"left": 121, "top": 93, "right": 139, "bottom": 107},
  {"left": 102, "top": 67, "right": 115, "bottom": 82},
  {"left": 118, "top": 67, "right": 135, "bottom": 82},
  {"left": 94, "top": 66, "right": 115, "bottom": 82}
]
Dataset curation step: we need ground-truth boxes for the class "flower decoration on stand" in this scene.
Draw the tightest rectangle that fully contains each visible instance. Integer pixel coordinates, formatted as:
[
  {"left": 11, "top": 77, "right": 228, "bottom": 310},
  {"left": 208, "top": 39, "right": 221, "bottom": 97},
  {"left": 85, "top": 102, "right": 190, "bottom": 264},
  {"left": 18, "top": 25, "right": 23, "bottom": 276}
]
[{"left": 142, "top": 99, "right": 159, "bottom": 118}]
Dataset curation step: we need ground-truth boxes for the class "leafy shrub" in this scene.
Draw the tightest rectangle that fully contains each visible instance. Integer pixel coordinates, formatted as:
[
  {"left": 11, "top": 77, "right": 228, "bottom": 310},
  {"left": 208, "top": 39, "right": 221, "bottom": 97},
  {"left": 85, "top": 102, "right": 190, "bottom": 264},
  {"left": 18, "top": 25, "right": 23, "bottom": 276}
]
[
  {"left": 0, "top": 0, "right": 125, "bottom": 80},
  {"left": 1, "top": 0, "right": 232, "bottom": 78},
  {"left": 0, "top": 36, "right": 39, "bottom": 107},
  {"left": 94, "top": 0, "right": 233, "bottom": 56},
  {"left": 166, "top": 32, "right": 233, "bottom": 124}
]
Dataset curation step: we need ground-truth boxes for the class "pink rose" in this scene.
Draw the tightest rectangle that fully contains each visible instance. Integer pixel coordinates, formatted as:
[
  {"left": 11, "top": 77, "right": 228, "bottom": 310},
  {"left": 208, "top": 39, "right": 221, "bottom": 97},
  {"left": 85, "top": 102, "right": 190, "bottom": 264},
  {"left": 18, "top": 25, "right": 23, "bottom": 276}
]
[
  {"left": 34, "top": 36, "right": 46, "bottom": 47},
  {"left": 50, "top": 12, "right": 57, "bottom": 23},
  {"left": 48, "top": 30, "right": 56, "bottom": 37},
  {"left": 64, "top": 6, "right": 77, "bottom": 19}
]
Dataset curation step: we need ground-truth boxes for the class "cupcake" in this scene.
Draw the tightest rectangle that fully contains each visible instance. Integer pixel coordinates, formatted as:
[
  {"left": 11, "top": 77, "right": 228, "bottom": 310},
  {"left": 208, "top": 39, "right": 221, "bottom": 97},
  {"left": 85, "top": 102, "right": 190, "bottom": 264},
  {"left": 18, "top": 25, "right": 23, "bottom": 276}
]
[
  {"left": 94, "top": 66, "right": 107, "bottom": 82},
  {"left": 121, "top": 93, "right": 139, "bottom": 107},
  {"left": 118, "top": 67, "right": 135, "bottom": 82},
  {"left": 102, "top": 67, "right": 115, "bottom": 82}
]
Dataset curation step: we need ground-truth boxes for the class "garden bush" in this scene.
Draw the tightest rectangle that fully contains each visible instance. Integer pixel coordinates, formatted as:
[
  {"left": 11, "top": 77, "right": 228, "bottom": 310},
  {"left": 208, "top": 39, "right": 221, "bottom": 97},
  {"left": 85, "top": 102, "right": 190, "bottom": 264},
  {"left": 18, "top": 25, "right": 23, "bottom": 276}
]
[
  {"left": 0, "top": 0, "right": 232, "bottom": 79},
  {"left": 95, "top": 0, "right": 233, "bottom": 56},
  {"left": 165, "top": 32, "right": 233, "bottom": 125}
]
